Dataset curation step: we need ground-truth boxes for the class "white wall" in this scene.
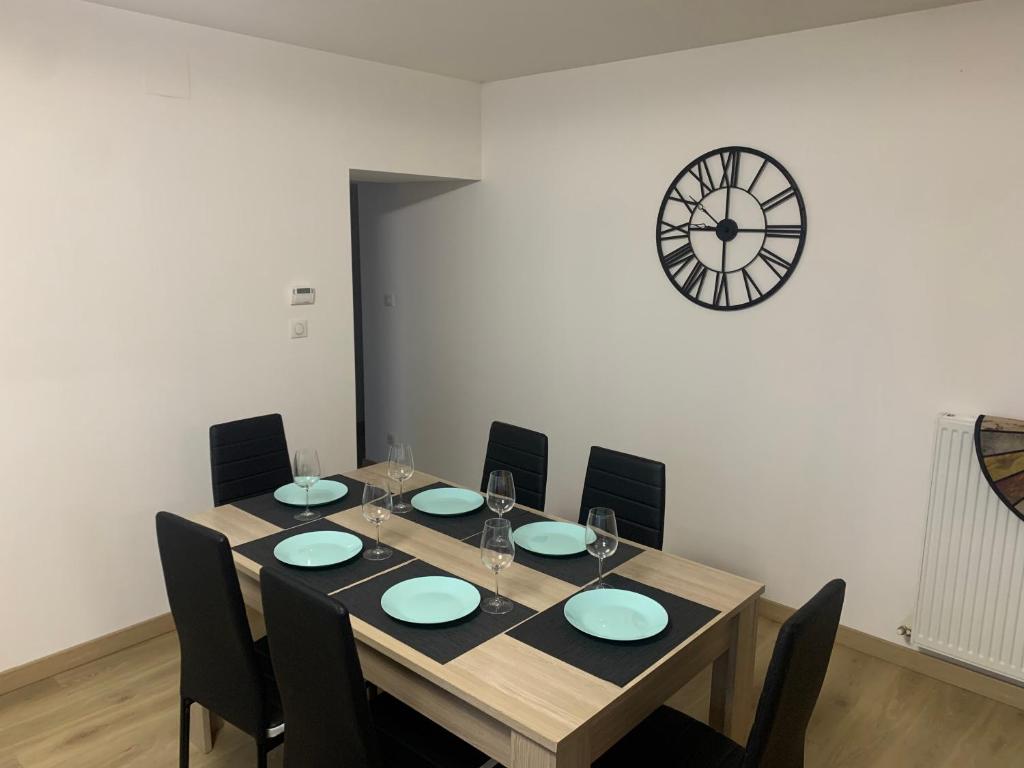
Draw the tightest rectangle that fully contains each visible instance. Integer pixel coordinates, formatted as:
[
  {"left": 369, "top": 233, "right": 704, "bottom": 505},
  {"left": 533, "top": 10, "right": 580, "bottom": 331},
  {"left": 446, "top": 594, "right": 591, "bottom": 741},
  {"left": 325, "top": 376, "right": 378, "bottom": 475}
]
[
  {"left": 0, "top": 0, "right": 480, "bottom": 671},
  {"left": 357, "top": 0, "right": 1024, "bottom": 642}
]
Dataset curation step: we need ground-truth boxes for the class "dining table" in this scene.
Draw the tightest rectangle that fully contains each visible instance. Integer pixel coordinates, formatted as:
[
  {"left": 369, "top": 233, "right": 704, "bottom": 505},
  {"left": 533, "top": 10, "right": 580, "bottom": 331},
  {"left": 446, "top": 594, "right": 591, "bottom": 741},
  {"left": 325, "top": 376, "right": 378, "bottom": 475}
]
[{"left": 190, "top": 462, "right": 764, "bottom": 768}]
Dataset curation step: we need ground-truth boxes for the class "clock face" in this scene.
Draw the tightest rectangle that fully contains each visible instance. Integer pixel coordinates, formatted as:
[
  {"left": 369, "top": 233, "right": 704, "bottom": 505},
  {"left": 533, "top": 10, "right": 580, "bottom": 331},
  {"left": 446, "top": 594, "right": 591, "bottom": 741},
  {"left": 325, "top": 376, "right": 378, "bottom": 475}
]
[{"left": 656, "top": 147, "right": 807, "bottom": 310}]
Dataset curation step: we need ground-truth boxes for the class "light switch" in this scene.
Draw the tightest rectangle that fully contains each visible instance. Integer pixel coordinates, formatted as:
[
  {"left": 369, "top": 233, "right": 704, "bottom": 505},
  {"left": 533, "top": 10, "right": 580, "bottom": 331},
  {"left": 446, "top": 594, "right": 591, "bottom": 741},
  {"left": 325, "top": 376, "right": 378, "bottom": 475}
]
[
  {"left": 384, "top": 293, "right": 396, "bottom": 307},
  {"left": 290, "top": 319, "right": 308, "bottom": 339}
]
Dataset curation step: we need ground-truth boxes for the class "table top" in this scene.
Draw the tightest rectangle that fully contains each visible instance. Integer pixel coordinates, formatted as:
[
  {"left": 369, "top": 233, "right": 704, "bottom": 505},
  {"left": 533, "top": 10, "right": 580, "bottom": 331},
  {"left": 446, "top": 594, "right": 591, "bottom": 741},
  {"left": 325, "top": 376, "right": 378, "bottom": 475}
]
[{"left": 193, "top": 463, "right": 763, "bottom": 750}]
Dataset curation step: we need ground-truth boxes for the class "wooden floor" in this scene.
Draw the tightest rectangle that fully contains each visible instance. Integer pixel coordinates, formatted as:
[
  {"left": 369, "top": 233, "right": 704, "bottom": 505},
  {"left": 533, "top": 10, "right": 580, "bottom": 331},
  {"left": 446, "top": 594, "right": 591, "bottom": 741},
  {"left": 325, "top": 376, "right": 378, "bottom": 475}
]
[{"left": 2, "top": 619, "right": 1023, "bottom": 767}]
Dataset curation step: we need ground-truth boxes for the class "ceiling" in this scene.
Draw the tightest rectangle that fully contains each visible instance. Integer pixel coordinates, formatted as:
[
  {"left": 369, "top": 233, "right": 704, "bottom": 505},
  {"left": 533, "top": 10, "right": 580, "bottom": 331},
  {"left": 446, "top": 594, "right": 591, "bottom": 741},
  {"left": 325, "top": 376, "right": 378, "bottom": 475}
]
[{"left": 87, "top": 0, "right": 975, "bottom": 82}]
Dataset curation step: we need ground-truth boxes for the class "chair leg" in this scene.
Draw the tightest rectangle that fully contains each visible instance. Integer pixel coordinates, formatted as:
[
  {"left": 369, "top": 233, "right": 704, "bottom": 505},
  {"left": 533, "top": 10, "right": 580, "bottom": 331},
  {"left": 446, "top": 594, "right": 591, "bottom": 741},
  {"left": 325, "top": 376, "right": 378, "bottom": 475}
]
[
  {"left": 179, "top": 698, "right": 191, "bottom": 768},
  {"left": 256, "top": 740, "right": 269, "bottom": 768}
]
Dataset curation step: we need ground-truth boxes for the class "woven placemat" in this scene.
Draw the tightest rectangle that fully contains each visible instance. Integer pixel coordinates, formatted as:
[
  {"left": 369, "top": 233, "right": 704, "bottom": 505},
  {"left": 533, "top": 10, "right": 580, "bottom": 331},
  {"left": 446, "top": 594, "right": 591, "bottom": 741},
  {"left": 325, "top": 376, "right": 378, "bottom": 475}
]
[
  {"left": 333, "top": 559, "right": 534, "bottom": 664},
  {"left": 233, "top": 518, "right": 412, "bottom": 593},
  {"left": 507, "top": 573, "right": 719, "bottom": 686}
]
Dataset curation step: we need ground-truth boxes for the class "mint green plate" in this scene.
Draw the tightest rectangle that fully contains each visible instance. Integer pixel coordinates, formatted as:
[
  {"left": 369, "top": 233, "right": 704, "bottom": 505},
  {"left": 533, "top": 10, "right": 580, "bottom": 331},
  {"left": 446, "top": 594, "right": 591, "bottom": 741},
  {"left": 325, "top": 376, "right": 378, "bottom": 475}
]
[
  {"left": 410, "top": 488, "right": 484, "bottom": 516},
  {"left": 513, "top": 521, "right": 597, "bottom": 556},
  {"left": 273, "top": 530, "right": 363, "bottom": 568},
  {"left": 380, "top": 576, "right": 481, "bottom": 624},
  {"left": 563, "top": 589, "right": 669, "bottom": 641},
  {"left": 273, "top": 479, "right": 348, "bottom": 507}
]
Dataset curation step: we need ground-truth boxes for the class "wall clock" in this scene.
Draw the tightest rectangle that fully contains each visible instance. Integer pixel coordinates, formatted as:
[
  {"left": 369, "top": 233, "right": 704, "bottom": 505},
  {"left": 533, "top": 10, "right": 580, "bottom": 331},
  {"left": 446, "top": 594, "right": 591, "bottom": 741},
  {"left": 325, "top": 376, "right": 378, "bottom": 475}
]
[{"left": 656, "top": 146, "right": 807, "bottom": 310}]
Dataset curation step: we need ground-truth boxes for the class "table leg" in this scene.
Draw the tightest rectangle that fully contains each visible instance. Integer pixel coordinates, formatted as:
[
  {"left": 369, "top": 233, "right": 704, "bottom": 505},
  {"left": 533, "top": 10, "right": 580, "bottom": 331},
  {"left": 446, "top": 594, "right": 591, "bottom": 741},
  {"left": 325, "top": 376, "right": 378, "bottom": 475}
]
[
  {"left": 510, "top": 732, "right": 587, "bottom": 768},
  {"left": 189, "top": 705, "right": 217, "bottom": 753},
  {"left": 708, "top": 598, "right": 758, "bottom": 745}
]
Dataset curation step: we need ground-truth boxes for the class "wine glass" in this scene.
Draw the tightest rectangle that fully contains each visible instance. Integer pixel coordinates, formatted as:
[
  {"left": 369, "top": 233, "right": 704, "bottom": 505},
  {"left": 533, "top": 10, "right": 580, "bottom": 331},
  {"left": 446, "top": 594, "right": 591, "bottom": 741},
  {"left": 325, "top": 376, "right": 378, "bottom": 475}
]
[
  {"left": 486, "top": 470, "right": 515, "bottom": 518},
  {"left": 361, "top": 483, "right": 393, "bottom": 561},
  {"left": 387, "top": 442, "right": 415, "bottom": 514},
  {"left": 292, "top": 449, "right": 322, "bottom": 522},
  {"left": 586, "top": 507, "right": 618, "bottom": 589},
  {"left": 480, "top": 518, "right": 515, "bottom": 615}
]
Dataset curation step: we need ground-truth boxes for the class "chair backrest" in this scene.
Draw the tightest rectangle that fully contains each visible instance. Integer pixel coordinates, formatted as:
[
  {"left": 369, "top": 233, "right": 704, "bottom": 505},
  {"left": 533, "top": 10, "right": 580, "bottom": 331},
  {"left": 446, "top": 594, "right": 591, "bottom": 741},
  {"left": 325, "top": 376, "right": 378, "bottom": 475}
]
[
  {"left": 209, "top": 413, "right": 293, "bottom": 506},
  {"left": 742, "top": 579, "right": 846, "bottom": 768},
  {"left": 480, "top": 421, "right": 549, "bottom": 511},
  {"left": 261, "top": 568, "right": 380, "bottom": 768},
  {"left": 577, "top": 446, "right": 666, "bottom": 549},
  {"left": 155, "top": 511, "right": 267, "bottom": 736}
]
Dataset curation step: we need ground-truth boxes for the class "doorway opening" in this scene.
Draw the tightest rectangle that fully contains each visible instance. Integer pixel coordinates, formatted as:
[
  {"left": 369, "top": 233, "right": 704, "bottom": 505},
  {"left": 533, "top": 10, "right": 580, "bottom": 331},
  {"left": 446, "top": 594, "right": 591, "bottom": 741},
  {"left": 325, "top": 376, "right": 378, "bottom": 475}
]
[{"left": 349, "top": 171, "right": 474, "bottom": 467}]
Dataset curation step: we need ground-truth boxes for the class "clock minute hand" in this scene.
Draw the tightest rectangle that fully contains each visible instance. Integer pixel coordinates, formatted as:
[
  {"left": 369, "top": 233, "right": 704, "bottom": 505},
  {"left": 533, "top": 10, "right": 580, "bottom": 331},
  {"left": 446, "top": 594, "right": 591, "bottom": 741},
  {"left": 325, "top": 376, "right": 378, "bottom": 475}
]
[{"left": 685, "top": 197, "right": 719, "bottom": 224}]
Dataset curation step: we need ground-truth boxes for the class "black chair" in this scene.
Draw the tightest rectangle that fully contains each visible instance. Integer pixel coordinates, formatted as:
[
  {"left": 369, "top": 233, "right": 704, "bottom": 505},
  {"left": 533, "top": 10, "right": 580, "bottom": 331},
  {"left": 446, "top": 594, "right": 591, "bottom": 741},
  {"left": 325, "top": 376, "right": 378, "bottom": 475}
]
[
  {"left": 480, "top": 421, "right": 549, "bottom": 511},
  {"left": 577, "top": 446, "right": 666, "bottom": 549},
  {"left": 595, "top": 579, "right": 846, "bottom": 768},
  {"left": 260, "top": 567, "right": 489, "bottom": 768},
  {"left": 209, "top": 413, "right": 293, "bottom": 506},
  {"left": 155, "top": 512, "right": 284, "bottom": 768}
]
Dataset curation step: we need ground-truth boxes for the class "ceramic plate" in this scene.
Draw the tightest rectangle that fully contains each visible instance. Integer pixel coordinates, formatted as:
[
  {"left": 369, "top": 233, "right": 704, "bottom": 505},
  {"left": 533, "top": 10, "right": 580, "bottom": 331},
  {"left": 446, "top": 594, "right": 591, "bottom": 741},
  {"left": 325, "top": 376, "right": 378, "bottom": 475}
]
[
  {"left": 563, "top": 588, "right": 669, "bottom": 642},
  {"left": 273, "top": 479, "right": 348, "bottom": 507},
  {"left": 273, "top": 530, "right": 363, "bottom": 568},
  {"left": 410, "top": 487, "right": 485, "bottom": 516},
  {"left": 513, "top": 521, "right": 596, "bottom": 556},
  {"left": 380, "top": 576, "right": 481, "bottom": 624}
]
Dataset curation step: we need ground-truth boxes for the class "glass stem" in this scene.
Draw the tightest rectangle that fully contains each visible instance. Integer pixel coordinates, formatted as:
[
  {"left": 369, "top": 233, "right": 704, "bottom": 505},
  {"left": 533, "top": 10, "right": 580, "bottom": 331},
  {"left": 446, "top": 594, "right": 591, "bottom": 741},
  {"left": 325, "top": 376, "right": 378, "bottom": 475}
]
[
  {"left": 399, "top": 478, "right": 404, "bottom": 505},
  {"left": 375, "top": 522, "right": 381, "bottom": 548},
  {"left": 305, "top": 487, "right": 310, "bottom": 516},
  {"left": 495, "top": 569, "right": 501, "bottom": 599},
  {"left": 598, "top": 555, "right": 604, "bottom": 586}
]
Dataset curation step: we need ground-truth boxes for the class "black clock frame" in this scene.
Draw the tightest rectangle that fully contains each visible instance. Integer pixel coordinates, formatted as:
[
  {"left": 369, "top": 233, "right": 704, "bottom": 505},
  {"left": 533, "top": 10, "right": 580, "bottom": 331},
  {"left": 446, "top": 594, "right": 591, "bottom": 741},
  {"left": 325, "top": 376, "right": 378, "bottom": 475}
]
[{"left": 655, "top": 146, "right": 807, "bottom": 311}]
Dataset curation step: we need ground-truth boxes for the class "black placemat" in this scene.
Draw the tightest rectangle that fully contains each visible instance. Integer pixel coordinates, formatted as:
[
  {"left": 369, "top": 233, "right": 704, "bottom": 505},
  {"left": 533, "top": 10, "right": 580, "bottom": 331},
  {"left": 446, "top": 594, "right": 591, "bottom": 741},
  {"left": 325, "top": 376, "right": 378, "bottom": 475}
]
[
  {"left": 232, "top": 474, "right": 368, "bottom": 529},
  {"left": 233, "top": 518, "right": 412, "bottom": 594},
  {"left": 465, "top": 506, "right": 643, "bottom": 587},
  {"left": 507, "top": 573, "right": 720, "bottom": 686},
  {"left": 333, "top": 559, "right": 535, "bottom": 664},
  {"left": 402, "top": 481, "right": 491, "bottom": 540}
]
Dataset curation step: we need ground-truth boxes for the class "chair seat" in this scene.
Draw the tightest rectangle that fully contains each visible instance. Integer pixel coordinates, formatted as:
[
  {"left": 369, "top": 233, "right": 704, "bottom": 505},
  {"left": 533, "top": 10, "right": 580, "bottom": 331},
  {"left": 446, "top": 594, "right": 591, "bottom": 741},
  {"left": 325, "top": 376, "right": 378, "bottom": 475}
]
[
  {"left": 253, "top": 637, "right": 284, "bottom": 734},
  {"left": 595, "top": 706, "right": 744, "bottom": 768},
  {"left": 372, "top": 693, "right": 489, "bottom": 768}
]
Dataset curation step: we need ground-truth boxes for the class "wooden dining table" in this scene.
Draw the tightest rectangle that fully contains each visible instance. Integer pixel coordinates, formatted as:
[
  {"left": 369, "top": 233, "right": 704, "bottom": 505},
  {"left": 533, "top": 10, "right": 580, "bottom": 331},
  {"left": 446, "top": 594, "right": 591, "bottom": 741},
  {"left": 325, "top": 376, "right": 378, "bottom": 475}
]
[{"left": 191, "top": 463, "right": 764, "bottom": 768}]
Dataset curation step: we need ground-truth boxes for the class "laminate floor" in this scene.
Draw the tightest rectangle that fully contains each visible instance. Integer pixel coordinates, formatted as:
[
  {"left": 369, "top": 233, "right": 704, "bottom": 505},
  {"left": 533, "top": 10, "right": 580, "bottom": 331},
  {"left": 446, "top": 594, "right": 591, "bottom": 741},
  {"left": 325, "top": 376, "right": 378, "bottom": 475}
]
[{"left": 2, "top": 620, "right": 1022, "bottom": 767}]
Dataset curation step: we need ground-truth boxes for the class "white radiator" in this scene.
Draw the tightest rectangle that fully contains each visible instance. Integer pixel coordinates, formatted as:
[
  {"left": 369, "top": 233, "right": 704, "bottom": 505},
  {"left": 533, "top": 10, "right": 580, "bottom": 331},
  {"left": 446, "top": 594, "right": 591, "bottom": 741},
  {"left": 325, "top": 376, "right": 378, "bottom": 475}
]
[{"left": 913, "top": 414, "right": 1024, "bottom": 684}]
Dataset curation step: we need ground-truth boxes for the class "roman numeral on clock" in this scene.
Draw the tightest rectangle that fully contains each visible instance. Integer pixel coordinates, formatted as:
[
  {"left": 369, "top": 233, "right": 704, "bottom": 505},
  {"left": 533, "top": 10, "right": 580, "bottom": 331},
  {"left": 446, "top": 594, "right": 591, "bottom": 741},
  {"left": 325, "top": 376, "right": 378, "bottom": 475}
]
[
  {"left": 758, "top": 247, "right": 793, "bottom": 279},
  {"left": 659, "top": 220, "right": 693, "bottom": 241},
  {"left": 719, "top": 150, "right": 740, "bottom": 188},
  {"left": 688, "top": 159, "right": 716, "bottom": 195},
  {"left": 764, "top": 224, "right": 803, "bottom": 239},
  {"left": 748, "top": 157, "right": 769, "bottom": 193},
  {"left": 741, "top": 269, "right": 763, "bottom": 302},
  {"left": 713, "top": 272, "right": 730, "bottom": 307},
  {"left": 660, "top": 242, "right": 695, "bottom": 275},
  {"left": 761, "top": 186, "right": 796, "bottom": 212},
  {"left": 681, "top": 262, "right": 708, "bottom": 297},
  {"left": 668, "top": 186, "right": 699, "bottom": 214}
]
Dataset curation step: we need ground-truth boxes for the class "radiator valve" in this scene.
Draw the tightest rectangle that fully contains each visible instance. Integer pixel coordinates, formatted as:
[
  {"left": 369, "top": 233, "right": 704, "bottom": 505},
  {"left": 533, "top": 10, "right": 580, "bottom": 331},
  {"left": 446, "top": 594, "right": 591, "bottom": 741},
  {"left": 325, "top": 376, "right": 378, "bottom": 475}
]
[{"left": 897, "top": 624, "right": 912, "bottom": 638}]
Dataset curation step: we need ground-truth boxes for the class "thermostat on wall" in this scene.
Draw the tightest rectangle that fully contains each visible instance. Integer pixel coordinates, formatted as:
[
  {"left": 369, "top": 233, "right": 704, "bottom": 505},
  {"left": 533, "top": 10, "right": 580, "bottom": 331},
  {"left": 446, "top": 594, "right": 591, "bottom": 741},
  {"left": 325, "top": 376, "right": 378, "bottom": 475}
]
[{"left": 291, "top": 287, "right": 315, "bottom": 305}]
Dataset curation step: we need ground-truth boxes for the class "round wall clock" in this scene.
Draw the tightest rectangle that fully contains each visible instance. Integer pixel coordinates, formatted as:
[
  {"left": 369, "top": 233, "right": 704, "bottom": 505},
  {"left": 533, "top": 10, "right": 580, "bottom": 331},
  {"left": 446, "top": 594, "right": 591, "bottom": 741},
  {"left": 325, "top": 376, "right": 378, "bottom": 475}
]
[{"left": 656, "top": 146, "right": 807, "bottom": 310}]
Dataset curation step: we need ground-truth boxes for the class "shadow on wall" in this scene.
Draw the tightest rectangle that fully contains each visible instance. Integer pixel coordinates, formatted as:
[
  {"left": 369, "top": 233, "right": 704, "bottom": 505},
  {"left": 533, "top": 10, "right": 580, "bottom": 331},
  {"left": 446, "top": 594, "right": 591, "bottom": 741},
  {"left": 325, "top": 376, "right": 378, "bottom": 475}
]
[
  {"left": 350, "top": 168, "right": 477, "bottom": 211},
  {"left": 355, "top": 179, "right": 477, "bottom": 211}
]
